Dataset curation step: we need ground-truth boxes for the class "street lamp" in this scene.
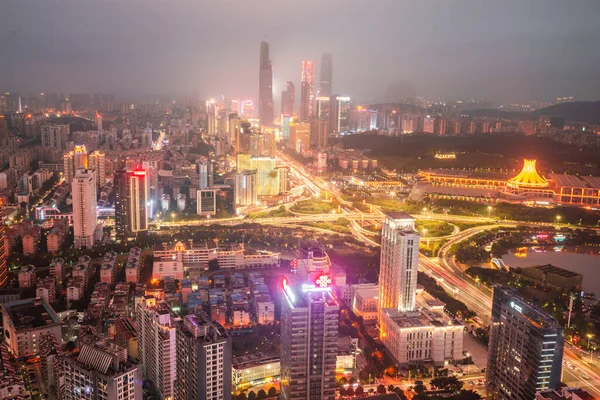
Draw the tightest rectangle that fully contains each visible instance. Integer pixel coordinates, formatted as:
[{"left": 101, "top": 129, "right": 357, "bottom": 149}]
[
  {"left": 556, "top": 215, "right": 562, "bottom": 224},
  {"left": 171, "top": 212, "right": 176, "bottom": 224},
  {"left": 587, "top": 334, "right": 594, "bottom": 362},
  {"left": 487, "top": 206, "right": 493, "bottom": 217}
]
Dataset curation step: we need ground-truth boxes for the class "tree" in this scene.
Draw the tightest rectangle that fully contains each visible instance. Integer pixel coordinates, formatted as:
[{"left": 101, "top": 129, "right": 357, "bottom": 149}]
[
  {"left": 267, "top": 387, "right": 277, "bottom": 397},
  {"left": 247, "top": 391, "right": 256, "bottom": 400},
  {"left": 346, "top": 387, "right": 355, "bottom": 397},
  {"left": 355, "top": 386, "right": 364, "bottom": 396},
  {"left": 393, "top": 387, "right": 408, "bottom": 400},
  {"left": 257, "top": 389, "right": 267, "bottom": 399},
  {"left": 339, "top": 377, "right": 348, "bottom": 386},
  {"left": 237, "top": 394, "right": 247, "bottom": 400},
  {"left": 339, "top": 388, "right": 347, "bottom": 397},
  {"left": 414, "top": 380, "right": 425, "bottom": 394},
  {"left": 377, "top": 384, "right": 386, "bottom": 394},
  {"left": 208, "top": 259, "right": 220, "bottom": 272},
  {"left": 453, "top": 390, "right": 482, "bottom": 400},
  {"left": 388, "top": 385, "right": 395, "bottom": 392}
]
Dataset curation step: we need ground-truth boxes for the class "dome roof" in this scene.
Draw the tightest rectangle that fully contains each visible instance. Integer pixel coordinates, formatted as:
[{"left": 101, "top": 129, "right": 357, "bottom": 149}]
[{"left": 507, "top": 159, "right": 548, "bottom": 188}]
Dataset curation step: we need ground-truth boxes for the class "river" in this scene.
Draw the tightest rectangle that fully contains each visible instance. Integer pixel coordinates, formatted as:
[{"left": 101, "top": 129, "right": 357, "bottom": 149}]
[{"left": 502, "top": 246, "right": 600, "bottom": 294}]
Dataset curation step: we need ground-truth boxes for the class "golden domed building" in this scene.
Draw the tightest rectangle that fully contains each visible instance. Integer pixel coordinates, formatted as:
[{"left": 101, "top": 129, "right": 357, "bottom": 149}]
[{"left": 503, "top": 159, "right": 554, "bottom": 200}]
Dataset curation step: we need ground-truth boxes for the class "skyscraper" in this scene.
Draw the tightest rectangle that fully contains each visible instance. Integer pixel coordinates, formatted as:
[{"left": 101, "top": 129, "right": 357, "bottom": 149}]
[
  {"left": 136, "top": 296, "right": 180, "bottom": 400},
  {"left": 0, "top": 200, "right": 7, "bottom": 287},
  {"left": 198, "top": 161, "right": 213, "bottom": 190},
  {"left": 328, "top": 95, "right": 351, "bottom": 136},
  {"left": 300, "top": 61, "right": 314, "bottom": 121},
  {"left": 63, "top": 145, "right": 89, "bottom": 184},
  {"left": 319, "top": 53, "right": 332, "bottom": 98},
  {"left": 88, "top": 150, "right": 106, "bottom": 187},
  {"left": 174, "top": 313, "right": 232, "bottom": 400},
  {"left": 71, "top": 169, "right": 97, "bottom": 249},
  {"left": 259, "top": 41, "right": 274, "bottom": 128},
  {"left": 114, "top": 169, "right": 148, "bottom": 240},
  {"left": 281, "top": 81, "right": 295, "bottom": 116},
  {"left": 378, "top": 212, "right": 419, "bottom": 313},
  {"left": 234, "top": 170, "right": 257, "bottom": 208},
  {"left": 487, "top": 287, "right": 564, "bottom": 400},
  {"left": 310, "top": 119, "right": 328, "bottom": 150},
  {"left": 280, "top": 276, "right": 339, "bottom": 400}
]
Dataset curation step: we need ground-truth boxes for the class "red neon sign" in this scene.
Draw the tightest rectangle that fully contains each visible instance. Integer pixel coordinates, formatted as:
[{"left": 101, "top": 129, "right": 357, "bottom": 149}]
[
  {"left": 133, "top": 171, "right": 146, "bottom": 176},
  {"left": 315, "top": 275, "right": 332, "bottom": 288}
]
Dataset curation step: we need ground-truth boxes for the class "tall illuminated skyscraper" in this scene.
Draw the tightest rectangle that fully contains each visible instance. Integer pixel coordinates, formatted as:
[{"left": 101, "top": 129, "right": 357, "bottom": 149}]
[
  {"left": 71, "top": 169, "right": 97, "bottom": 249},
  {"left": 319, "top": 53, "right": 332, "bottom": 98},
  {"left": 281, "top": 81, "right": 295, "bottom": 116},
  {"left": 88, "top": 150, "right": 106, "bottom": 187},
  {"left": 259, "top": 41, "right": 274, "bottom": 128},
  {"left": 280, "top": 276, "right": 339, "bottom": 400},
  {"left": 378, "top": 212, "right": 420, "bottom": 314},
  {"left": 114, "top": 169, "right": 148, "bottom": 240},
  {"left": 300, "top": 61, "right": 314, "bottom": 121},
  {"left": 487, "top": 287, "right": 564, "bottom": 400}
]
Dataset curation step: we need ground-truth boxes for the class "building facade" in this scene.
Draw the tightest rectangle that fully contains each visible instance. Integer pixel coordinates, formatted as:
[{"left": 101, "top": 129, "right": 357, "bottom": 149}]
[
  {"left": 280, "top": 277, "right": 339, "bottom": 400},
  {"left": 114, "top": 169, "right": 148, "bottom": 240},
  {"left": 72, "top": 169, "right": 97, "bottom": 249},
  {"left": 487, "top": 287, "right": 564, "bottom": 400}
]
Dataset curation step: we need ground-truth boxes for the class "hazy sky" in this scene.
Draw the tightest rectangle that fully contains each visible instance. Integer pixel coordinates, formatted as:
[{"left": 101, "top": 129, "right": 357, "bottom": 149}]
[{"left": 1, "top": 0, "right": 599, "bottom": 104}]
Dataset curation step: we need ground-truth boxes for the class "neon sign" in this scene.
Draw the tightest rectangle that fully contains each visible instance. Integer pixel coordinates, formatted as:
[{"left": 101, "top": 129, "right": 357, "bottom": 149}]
[
  {"left": 133, "top": 171, "right": 146, "bottom": 176},
  {"left": 510, "top": 301, "right": 523, "bottom": 313},
  {"left": 282, "top": 278, "right": 295, "bottom": 303},
  {"left": 316, "top": 274, "right": 332, "bottom": 288}
]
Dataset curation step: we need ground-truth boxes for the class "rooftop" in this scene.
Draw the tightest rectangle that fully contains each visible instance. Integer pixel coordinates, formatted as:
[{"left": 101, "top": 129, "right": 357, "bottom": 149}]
[
  {"left": 507, "top": 159, "right": 549, "bottom": 188},
  {"left": 384, "top": 211, "right": 415, "bottom": 221},
  {"left": 3, "top": 298, "right": 61, "bottom": 331},
  {"left": 382, "top": 308, "right": 462, "bottom": 329},
  {"left": 531, "top": 264, "right": 581, "bottom": 278},
  {"left": 232, "top": 352, "right": 279, "bottom": 370}
]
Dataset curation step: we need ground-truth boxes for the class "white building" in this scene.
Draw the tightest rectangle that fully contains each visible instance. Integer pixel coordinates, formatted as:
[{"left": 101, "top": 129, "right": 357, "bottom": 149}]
[
  {"left": 235, "top": 170, "right": 257, "bottom": 207},
  {"left": 254, "top": 295, "right": 275, "bottom": 325},
  {"left": 67, "top": 276, "right": 85, "bottom": 302},
  {"left": 36, "top": 277, "right": 56, "bottom": 304},
  {"left": 197, "top": 189, "right": 217, "bottom": 216},
  {"left": 378, "top": 212, "right": 420, "bottom": 314},
  {"left": 351, "top": 284, "right": 379, "bottom": 322},
  {"left": 41, "top": 124, "right": 69, "bottom": 149},
  {"left": 126, "top": 247, "right": 142, "bottom": 284},
  {"left": 50, "top": 257, "right": 65, "bottom": 285},
  {"left": 136, "top": 296, "right": 180, "bottom": 400},
  {"left": 72, "top": 169, "right": 98, "bottom": 249},
  {"left": 378, "top": 212, "right": 464, "bottom": 367},
  {"left": 232, "top": 354, "right": 280, "bottom": 390},
  {"left": 176, "top": 193, "right": 186, "bottom": 211},
  {"left": 62, "top": 340, "right": 142, "bottom": 400},
  {"left": 2, "top": 298, "right": 62, "bottom": 357}
]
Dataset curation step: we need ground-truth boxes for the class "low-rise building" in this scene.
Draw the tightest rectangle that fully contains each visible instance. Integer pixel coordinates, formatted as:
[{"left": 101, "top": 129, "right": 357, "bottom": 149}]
[
  {"left": 351, "top": 284, "right": 379, "bottom": 322},
  {"left": 18, "top": 265, "right": 36, "bottom": 288},
  {"left": 36, "top": 277, "right": 56, "bottom": 304},
  {"left": 126, "top": 247, "right": 142, "bottom": 284},
  {"left": 67, "top": 276, "right": 86, "bottom": 302},
  {"left": 1, "top": 298, "right": 62, "bottom": 357},
  {"left": 50, "top": 258, "right": 65, "bottom": 285},
  {"left": 232, "top": 354, "right": 280, "bottom": 390}
]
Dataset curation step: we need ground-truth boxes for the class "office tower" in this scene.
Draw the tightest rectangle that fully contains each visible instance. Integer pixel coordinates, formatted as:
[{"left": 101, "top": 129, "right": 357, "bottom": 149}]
[
  {"left": 62, "top": 340, "right": 142, "bottom": 400},
  {"left": 235, "top": 170, "right": 257, "bottom": 207},
  {"left": 259, "top": 41, "right": 274, "bottom": 128},
  {"left": 88, "top": 150, "right": 106, "bottom": 187},
  {"left": 300, "top": 61, "right": 314, "bottom": 121},
  {"left": 174, "top": 313, "right": 232, "bottom": 400},
  {"left": 72, "top": 169, "right": 97, "bottom": 249},
  {"left": 114, "top": 169, "right": 148, "bottom": 240},
  {"left": 95, "top": 112, "right": 103, "bottom": 132},
  {"left": 136, "top": 296, "right": 180, "bottom": 399},
  {"left": 310, "top": 119, "right": 328, "bottom": 149},
  {"left": 319, "top": 53, "right": 332, "bottom": 97},
  {"left": 289, "top": 121, "right": 311, "bottom": 154},
  {"left": 487, "top": 287, "right": 564, "bottom": 400},
  {"left": 198, "top": 161, "right": 213, "bottom": 190},
  {"left": 280, "top": 277, "right": 339, "bottom": 400},
  {"left": 315, "top": 97, "right": 330, "bottom": 121},
  {"left": 197, "top": 189, "right": 217, "bottom": 216},
  {"left": 228, "top": 113, "right": 239, "bottom": 147},
  {"left": 277, "top": 166, "right": 289, "bottom": 193},
  {"left": 41, "top": 124, "right": 69, "bottom": 149},
  {"left": 378, "top": 212, "right": 419, "bottom": 313},
  {"left": 281, "top": 81, "right": 295, "bottom": 116},
  {"left": 0, "top": 200, "right": 6, "bottom": 286},
  {"left": 328, "top": 95, "right": 351, "bottom": 136},
  {"left": 281, "top": 115, "right": 292, "bottom": 141}
]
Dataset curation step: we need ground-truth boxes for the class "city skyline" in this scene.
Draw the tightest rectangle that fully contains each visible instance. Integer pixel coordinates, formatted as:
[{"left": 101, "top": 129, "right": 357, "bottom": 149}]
[{"left": 1, "top": 1, "right": 600, "bottom": 103}]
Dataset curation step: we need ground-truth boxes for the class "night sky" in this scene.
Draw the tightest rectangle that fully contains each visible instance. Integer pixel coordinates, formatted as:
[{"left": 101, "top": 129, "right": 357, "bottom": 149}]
[{"left": 1, "top": 0, "right": 599, "bottom": 103}]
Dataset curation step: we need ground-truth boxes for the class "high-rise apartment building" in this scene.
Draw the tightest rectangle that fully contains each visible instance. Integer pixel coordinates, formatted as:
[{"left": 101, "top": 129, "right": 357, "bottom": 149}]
[
  {"left": 62, "top": 340, "right": 142, "bottom": 400},
  {"left": 72, "top": 169, "right": 97, "bottom": 249},
  {"left": 319, "top": 53, "right": 332, "bottom": 98},
  {"left": 378, "top": 212, "right": 464, "bottom": 367},
  {"left": 198, "top": 161, "right": 213, "bottom": 190},
  {"left": 114, "top": 169, "right": 148, "bottom": 240},
  {"left": 236, "top": 154, "right": 280, "bottom": 196},
  {"left": 280, "top": 277, "right": 339, "bottom": 400},
  {"left": 0, "top": 200, "right": 7, "bottom": 287},
  {"left": 378, "top": 212, "right": 419, "bottom": 313},
  {"left": 328, "top": 95, "right": 351, "bottom": 136},
  {"left": 289, "top": 121, "right": 311, "bottom": 154},
  {"left": 487, "top": 287, "right": 564, "bottom": 400},
  {"left": 259, "top": 41, "right": 274, "bottom": 128},
  {"left": 63, "top": 145, "right": 89, "bottom": 184},
  {"left": 234, "top": 170, "right": 257, "bottom": 207},
  {"left": 300, "top": 61, "right": 314, "bottom": 121},
  {"left": 197, "top": 189, "right": 217, "bottom": 216},
  {"left": 41, "top": 124, "right": 69, "bottom": 149},
  {"left": 281, "top": 81, "right": 295, "bottom": 116},
  {"left": 88, "top": 150, "right": 106, "bottom": 187},
  {"left": 136, "top": 296, "right": 180, "bottom": 400},
  {"left": 310, "top": 119, "right": 328, "bottom": 150},
  {"left": 174, "top": 313, "right": 232, "bottom": 400}
]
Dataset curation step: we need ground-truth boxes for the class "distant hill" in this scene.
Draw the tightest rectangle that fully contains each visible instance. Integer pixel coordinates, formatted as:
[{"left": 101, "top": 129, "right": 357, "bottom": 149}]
[
  {"left": 530, "top": 101, "right": 600, "bottom": 125},
  {"left": 465, "top": 101, "right": 600, "bottom": 125}
]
